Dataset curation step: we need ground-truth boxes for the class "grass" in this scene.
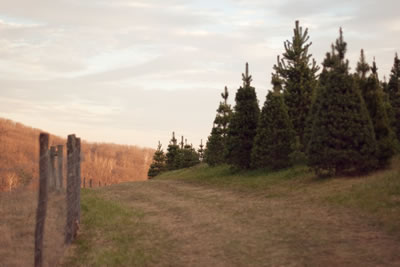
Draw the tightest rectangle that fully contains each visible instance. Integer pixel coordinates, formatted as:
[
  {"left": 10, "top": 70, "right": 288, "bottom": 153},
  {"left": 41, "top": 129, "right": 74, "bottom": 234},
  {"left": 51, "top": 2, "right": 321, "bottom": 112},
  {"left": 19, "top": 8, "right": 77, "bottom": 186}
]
[
  {"left": 63, "top": 188, "right": 169, "bottom": 267},
  {"left": 158, "top": 163, "right": 313, "bottom": 193},
  {"left": 157, "top": 156, "right": 400, "bottom": 235},
  {"left": 0, "top": 190, "right": 66, "bottom": 267}
]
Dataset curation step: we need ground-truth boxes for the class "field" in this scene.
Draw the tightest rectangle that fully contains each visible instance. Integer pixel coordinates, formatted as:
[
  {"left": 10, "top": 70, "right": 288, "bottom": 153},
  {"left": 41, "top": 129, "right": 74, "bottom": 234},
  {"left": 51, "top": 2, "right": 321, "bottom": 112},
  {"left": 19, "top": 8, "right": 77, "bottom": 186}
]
[
  {"left": 0, "top": 190, "right": 67, "bottom": 267},
  {"left": 62, "top": 157, "right": 400, "bottom": 266}
]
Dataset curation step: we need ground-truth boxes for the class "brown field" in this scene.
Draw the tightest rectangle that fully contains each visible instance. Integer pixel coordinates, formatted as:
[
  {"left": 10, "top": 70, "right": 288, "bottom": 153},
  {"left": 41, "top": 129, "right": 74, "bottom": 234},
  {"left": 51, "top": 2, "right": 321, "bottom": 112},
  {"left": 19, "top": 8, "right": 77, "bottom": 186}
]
[
  {"left": 0, "top": 117, "right": 154, "bottom": 192},
  {"left": 0, "top": 190, "right": 67, "bottom": 267}
]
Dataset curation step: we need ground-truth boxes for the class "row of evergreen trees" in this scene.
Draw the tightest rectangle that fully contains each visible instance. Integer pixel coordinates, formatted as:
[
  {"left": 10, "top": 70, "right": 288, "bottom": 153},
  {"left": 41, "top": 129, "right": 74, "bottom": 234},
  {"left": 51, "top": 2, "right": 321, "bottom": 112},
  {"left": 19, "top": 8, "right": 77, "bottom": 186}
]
[
  {"left": 147, "top": 132, "right": 203, "bottom": 178},
  {"left": 148, "top": 20, "right": 400, "bottom": 178},
  {"left": 204, "top": 21, "right": 400, "bottom": 176}
]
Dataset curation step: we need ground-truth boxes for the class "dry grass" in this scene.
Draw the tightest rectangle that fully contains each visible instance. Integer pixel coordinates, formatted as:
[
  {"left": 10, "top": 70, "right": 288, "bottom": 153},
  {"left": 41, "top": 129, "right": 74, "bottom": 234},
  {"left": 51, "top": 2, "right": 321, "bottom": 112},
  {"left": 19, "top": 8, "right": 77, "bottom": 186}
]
[
  {"left": 0, "top": 189, "right": 67, "bottom": 267},
  {"left": 62, "top": 157, "right": 400, "bottom": 266},
  {"left": 66, "top": 177, "right": 400, "bottom": 266}
]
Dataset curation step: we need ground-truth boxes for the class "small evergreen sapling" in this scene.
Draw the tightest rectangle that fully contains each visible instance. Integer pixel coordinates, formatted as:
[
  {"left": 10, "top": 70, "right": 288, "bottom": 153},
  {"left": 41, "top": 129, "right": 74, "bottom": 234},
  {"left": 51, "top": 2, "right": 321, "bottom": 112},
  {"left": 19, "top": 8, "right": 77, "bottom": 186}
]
[
  {"left": 147, "top": 141, "right": 166, "bottom": 178},
  {"left": 165, "top": 132, "right": 180, "bottom": 170},
  {"left": 198, "top": 139, "right": 204, "bottom": 161}
]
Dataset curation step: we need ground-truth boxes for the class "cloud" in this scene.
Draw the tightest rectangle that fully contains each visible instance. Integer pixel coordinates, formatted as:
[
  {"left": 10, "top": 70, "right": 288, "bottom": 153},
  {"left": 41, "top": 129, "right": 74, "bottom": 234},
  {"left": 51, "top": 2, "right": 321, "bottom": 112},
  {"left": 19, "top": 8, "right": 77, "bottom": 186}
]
[{"left": 0, "top": 0, "right": 399, "bottom": 147}]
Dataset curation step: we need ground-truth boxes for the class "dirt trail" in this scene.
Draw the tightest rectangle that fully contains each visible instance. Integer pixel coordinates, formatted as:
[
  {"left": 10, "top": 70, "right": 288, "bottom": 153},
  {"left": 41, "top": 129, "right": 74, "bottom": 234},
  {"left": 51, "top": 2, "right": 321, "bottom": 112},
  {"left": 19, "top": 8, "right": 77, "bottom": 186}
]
[{"left": 103, "top": 180, "right": 400, "bottom": 267}]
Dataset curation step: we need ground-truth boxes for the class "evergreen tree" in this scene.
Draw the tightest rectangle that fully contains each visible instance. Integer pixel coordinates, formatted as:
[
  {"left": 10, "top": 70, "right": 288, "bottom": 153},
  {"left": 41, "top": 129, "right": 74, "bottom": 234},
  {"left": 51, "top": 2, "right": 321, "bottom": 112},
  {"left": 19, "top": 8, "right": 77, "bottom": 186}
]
[
  {"left": 363, "top": 59, "right": 397, "bottom": 167},
  {"left": 355, "top": 49, "right": 370, "bottom": 99},
  {"left": 148, "top": 141, "right": 166, "bottom": 178},
  {"left": 289, "top": 136, "right": 307, "bottom": 166},
  {"left": 356, "top": 49, "right": 370, "bottom": 79},
  {"left": 198, "top": 139, "right": 204, "bottom": 161},
  {"left": 204, "top": 86, "right": 233, "bottom": 166},
  {"left": 274, "top": 20, "right": 319, "bottom": 148},
  {"left": 307, "top": 29, "right": 377, "bottom": 176},
  {"left": 226, "top": 63, "right": 260, "bottom": 169},
  {"left": 204, "top": 127, "right": 224, "bottom": 166},
  {"left": 165, "top": 132, "right": 180, "bottom": 170},
  {"left": 251, "top": 72, "right": 295, "bottom": 169},
  {"left": 387, "top": 53, "right": 400, "bottom": 141},
  {"left": 386, "top": 53, "right": 400, "bottom": 99},
  {"left": 181, "top": 139, "right": 200, "bottom": 168}
]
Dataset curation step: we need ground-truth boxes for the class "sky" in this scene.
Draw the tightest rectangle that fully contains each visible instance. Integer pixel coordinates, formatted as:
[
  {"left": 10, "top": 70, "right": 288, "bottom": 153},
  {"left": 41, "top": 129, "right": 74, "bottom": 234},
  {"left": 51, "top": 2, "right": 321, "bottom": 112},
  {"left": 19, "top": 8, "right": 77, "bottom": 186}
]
[{"left": 0, "top": 0, "right": 399, "bottom": 149}]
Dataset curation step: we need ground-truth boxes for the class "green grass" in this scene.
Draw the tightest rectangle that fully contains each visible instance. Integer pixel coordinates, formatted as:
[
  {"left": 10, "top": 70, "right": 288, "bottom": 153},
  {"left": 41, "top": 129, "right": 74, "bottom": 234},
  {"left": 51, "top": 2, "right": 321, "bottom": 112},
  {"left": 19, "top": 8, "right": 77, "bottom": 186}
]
[
  {"left": 157, "top": 163, "right": 314, "bottom": 193},
  {"left": 157, "top": 157, "right": 400, "bottom": 235},
  {"left": 324, "top": 168, "right": 400, "bottom": 234},
  {"left": 63, "top": 189, "right": 167, "bottom": 267}
]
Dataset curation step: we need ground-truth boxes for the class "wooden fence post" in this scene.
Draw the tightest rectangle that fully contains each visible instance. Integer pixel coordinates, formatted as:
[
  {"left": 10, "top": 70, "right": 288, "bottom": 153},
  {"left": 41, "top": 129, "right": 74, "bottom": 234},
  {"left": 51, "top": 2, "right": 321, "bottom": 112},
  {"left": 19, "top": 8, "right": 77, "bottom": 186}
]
[
  {"left": 75, "top": 138, "right": 81, "bottom": 222},
  {"left": 83, "top": 177, "right": 86, "bottom": 188},
  {"left": 49, "top": 146, "right": 56, "bottom": 191},
  {"left": 89, "top": 179, "right": 92, "bottom": 188},
  {"left": 34, "top": 133, "right": 49, "bottom": 267},
  {"left": 65, "top": 134, "right": 76, "bottom": 244},
  {"left": 57, "top": 145, "right": 64, "bottom": 189}
]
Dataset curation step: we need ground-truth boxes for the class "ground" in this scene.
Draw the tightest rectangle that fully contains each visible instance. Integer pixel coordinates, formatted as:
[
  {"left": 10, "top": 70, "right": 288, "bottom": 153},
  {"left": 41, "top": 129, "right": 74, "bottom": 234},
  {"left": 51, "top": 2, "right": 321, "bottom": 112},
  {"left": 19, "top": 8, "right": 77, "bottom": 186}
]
[{"left": 64, "top": 170, "right": 400, "bottom": 267}]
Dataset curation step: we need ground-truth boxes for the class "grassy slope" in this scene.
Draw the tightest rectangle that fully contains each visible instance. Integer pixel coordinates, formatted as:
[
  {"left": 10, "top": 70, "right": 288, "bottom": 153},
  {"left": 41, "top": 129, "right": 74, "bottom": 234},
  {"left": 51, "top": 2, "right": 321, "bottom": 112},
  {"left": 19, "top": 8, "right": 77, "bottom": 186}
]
[
  {"left": 158, "top": 156, "right": 400, "bottom": 235},
  {"left": 64, "top": 157, "right": 400, "bottom": 266}
]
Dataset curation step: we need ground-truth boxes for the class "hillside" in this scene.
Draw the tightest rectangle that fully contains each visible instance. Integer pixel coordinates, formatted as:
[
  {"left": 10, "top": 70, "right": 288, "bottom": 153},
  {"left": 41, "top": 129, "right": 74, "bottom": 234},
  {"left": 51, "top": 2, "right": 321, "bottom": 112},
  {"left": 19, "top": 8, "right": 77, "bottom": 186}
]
[
  {"left": 0, "top": 118, "right": 154, "bottom": 192},
  {"left": 62, "top": 158, "right": 400, "bottom": 266}
]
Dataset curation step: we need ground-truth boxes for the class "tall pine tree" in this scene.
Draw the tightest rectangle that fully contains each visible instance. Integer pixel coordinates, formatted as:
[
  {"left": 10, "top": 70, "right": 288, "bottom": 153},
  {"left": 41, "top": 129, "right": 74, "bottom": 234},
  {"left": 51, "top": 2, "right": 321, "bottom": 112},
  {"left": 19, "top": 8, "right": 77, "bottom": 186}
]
[
  {"left": 307, "top": 29, "right": 377, "bottom": 176},
  {"left": 362, "top": 59, "right": 397, "bottom": 167},
  {"left": 148, "top": 141, "right": 166, "bottom": 178},
  {"left": 251, "top": 72, "right": 295, "bottom": 169},
  {"left": 226, "top": 63, "right": 260, "bottom": 169},
  {"left": 386, "top": 53, "right": 400, "bottom": 141},
  {"left": 274, "top": 20, "right": 319, "bottom": 148},
  {"left": 204, "top": 86, "right": 233, "bottom": 166}
]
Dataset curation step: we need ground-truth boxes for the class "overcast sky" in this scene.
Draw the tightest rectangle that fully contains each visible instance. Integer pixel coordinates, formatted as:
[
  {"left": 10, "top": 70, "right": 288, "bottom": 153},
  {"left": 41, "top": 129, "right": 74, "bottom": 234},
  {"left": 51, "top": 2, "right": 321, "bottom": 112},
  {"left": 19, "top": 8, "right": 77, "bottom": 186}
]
[{"left": 0, "top": 0, "right": 399, "bottom": 148}]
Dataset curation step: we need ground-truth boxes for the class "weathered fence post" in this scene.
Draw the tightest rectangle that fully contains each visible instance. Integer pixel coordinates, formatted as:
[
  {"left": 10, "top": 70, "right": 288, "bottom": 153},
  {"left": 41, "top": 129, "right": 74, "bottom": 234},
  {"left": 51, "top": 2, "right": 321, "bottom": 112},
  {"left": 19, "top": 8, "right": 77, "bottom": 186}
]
[
  {"left": 65, "top": 134, "right": 76, "bottom": 244},
  {"left": 34, "top": 133, "right": 49, "bottom": 267},
  {"left": 89, "top": 179, "right": 92, "bottom": 188},
  {"left": 83, "top": 177, "right": 86, "bottom": 188},
  {"left": 57, "top": 145, "right": 64, "bottom": 190},
  {"left": 75, "top": 138, "right": 81, "bottom": 222},
  {"left": 49, "top": 146, "right": 56, "bottom": 191},
  {"left": 99, "top": 181, "right": 101, "bottom": 187}
]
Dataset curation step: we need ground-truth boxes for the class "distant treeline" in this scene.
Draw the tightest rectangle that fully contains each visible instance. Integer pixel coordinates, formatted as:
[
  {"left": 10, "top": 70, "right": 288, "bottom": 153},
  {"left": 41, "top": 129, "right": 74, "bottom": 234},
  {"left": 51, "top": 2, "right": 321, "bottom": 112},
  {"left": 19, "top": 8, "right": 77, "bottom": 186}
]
[
  {"left": 149, "top": 20, "right": 400, "bottom": 177},
  {"left": 0, "top": 118, "right": 154, "bottom": 191}
]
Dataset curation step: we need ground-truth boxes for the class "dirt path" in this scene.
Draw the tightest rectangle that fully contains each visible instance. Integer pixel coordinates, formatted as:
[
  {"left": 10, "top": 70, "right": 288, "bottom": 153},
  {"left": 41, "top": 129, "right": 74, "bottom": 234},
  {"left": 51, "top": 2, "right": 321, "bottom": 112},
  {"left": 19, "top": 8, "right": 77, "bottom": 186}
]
[{"left": 101, "top": 180, "right": 400, "bottom": 267}]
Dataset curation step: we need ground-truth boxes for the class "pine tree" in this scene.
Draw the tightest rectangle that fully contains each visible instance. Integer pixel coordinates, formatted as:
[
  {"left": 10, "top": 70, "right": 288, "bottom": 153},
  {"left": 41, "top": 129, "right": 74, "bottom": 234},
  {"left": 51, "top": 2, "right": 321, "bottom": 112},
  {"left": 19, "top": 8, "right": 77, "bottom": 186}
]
[
  {"left": 226, "top": 63, "right": 260, "bottom": 169},
  {"left": 147, "top": 141, "right": 166, "bottom": 178},
  {"left": 387, "top": 53, "right": 400, "bottom": 141},
  {"left": 274, "top": 20, "right": 319, "bottom": 148},
  {"left": 165, "top": 132, "right": 180, "bottom": 170},
  {"left": 307, "top": 29, "right": 377, "bottom": 176},
  {"left": 181, "top": 139, "right": 200, "bottom": 168},
  {"left": 355, "top": 49, "right": 370, "bottom": 100},
  {"left": 289, "top": 136, "right": 307, "bottom": 166},
  {"left": 198, "top": 139, "right": 204, "bottom": 161},
  {"left": 363, "top": 59, "right": 397, "bottom": 167},
  {"left": 356, "top": 49, "right": 370, "bottom": 79},
  {"left": 251, "top": 72, "right": 295, "bottom": 169},
  {"left": 204, "top": 86, "right": 233, "bottom": 166}
]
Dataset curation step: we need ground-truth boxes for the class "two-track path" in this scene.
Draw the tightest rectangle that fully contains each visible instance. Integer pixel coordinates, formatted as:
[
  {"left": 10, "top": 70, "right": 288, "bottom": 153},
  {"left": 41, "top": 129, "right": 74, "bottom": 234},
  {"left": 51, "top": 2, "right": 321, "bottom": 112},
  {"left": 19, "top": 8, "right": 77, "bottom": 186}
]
[{"left": 101, "top": 180, "right": 400, "bottom": 266}]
